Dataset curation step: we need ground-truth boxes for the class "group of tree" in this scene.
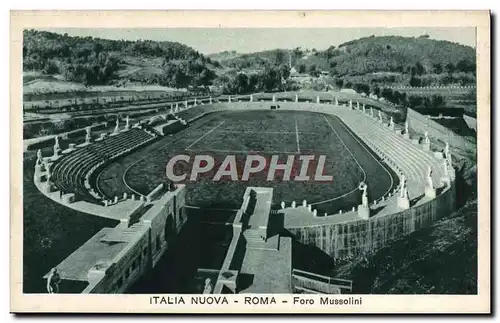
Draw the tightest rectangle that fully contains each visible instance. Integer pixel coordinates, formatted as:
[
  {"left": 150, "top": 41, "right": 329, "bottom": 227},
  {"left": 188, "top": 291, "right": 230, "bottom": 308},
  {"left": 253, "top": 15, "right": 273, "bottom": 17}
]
[
  {"left": 23, "top": 29, "right": 218, "bottom": 87},
  {"left": 217, "top": 64, "right": 291, "bottom": 94},
  {"left": 374, "top": 85, "right": 446, "bottom": 109}
]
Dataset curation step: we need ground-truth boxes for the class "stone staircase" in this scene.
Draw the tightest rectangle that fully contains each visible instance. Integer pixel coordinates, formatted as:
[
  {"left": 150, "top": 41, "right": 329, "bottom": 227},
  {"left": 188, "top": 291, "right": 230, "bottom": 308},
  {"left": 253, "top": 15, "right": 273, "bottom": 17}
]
[
  {"left": 243, "top": 229, "right": 265, "bottom": 244},
  {"left": 243, "top": 229, "right": 280, "bottom": 251}
]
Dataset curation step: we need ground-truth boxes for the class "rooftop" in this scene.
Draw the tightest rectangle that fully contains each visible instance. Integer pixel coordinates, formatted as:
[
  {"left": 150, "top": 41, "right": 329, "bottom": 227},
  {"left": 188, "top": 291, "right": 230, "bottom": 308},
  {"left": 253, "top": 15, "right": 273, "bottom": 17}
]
[
  {"left": 43, "top": 228, "right": 128, "bottom": 282},
  {"left": 238, "top": 236, "right": 292, "bottom": 293}
]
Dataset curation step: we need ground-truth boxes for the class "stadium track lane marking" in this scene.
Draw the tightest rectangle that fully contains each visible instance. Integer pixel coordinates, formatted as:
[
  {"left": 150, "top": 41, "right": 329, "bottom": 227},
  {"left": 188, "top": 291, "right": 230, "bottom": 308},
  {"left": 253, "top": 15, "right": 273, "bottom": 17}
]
[
  {"left": 185, "top": 121, "right": 225, "bottom": 150},
  {"left": 335, "top": 116, "right": 394, "bottom": 201},
  {"left": 295, "top": 118, "right": 301, "bottom": 154},
  {"left": 323, "top": 115, "right": 367, "bottom": 181},
  {"left": 306, "top": 116, "right": 369, "bottom": 207}
]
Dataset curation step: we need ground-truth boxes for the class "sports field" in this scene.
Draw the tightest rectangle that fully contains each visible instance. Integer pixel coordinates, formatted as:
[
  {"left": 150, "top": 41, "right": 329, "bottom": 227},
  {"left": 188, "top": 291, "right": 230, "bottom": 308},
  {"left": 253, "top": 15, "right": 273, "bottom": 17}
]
[{"left": 98, "top": 109, "right": 397, "bottom": 215}]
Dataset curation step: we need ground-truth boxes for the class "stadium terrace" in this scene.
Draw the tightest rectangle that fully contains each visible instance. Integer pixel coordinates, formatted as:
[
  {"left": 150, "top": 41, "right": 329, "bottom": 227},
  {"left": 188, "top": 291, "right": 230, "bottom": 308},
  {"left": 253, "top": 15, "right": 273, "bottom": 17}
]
[{"left": 165, "top": 154, "right": 334, "bottom": 182}]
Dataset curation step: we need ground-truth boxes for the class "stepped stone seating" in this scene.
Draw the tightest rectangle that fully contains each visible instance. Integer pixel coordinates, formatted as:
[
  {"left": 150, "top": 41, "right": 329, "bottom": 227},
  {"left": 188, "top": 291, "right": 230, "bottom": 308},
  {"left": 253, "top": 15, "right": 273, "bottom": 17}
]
[
  {"left": 175, "top": 104, "right": 217, "bottom": 121},
  {"left": 337, "top": 110, "right": 444, "bottom": 199},
  {"left": 51, "top": 128, "right": 155, "bottom": 202}
]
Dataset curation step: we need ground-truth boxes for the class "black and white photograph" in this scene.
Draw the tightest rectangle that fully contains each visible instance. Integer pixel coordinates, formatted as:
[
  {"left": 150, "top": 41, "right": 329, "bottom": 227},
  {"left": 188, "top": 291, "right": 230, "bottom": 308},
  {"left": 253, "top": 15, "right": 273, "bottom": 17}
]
[{"left": 10, "top": 10, "right": 490, "bottom": 314}]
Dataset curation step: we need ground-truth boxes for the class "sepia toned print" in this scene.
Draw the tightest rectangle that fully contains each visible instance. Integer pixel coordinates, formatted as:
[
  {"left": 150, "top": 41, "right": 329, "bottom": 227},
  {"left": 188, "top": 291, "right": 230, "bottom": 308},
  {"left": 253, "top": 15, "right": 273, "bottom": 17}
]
[{"left": 10, "top": 10, "right": 490, "bottom": 313}]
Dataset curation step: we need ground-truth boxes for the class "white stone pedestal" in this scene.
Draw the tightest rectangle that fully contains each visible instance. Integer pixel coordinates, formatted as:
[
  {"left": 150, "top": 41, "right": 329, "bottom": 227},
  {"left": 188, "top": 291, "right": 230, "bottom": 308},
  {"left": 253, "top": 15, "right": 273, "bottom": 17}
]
[
  {"left": 62, "top": 193, "right": 76, "bottom": 204},
  {"left": 434, "top": 152, "right": 444, "bottom": 159},
  {"left": 425, "top": 186, "right": 436, "bottom": 198},
  {"left": 422, "top": 142, "right": 430, "bottom": 151},
  {"left": 397, "top": 196, "right": 410, "bottom": 210},
  {"left": 403, "top": 133, "right": 410, "bottom": 140},
  {"left": 357, "top": 205, "right": 370, "bottom": 220},
  {"left": 42, "top": 182, "right": 54, "bottom": 194},
  {"left": 441, "top": 176, "right": 451, "bottom": 187}
]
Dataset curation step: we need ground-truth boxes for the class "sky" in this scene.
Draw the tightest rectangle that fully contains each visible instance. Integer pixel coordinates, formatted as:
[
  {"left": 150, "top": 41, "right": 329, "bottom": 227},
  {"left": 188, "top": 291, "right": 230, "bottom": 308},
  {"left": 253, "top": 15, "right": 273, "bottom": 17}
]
[{"left": 40, "top": 27, "right": 476, "bottom": 54}]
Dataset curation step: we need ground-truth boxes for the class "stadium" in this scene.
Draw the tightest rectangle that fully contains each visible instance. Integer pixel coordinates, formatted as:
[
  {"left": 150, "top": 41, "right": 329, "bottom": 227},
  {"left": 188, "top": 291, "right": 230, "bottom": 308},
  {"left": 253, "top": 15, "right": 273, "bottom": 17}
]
[{"left": 30, "top": 91, "right": 457, "bottom": 294}]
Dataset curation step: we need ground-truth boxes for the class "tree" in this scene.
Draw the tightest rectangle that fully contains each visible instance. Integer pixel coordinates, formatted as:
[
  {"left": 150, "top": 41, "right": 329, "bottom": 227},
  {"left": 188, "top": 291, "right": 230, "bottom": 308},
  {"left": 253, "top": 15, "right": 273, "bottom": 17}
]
[
  {"left": 279, "top": 64, "right": 291, "bottom": 80},
  {"left": 414, "top": 62, "right": 425, "bottom": 75},
  {"left": 233, "top": 73, "right": 249, "bottom": 94},
  {"left": 297, "top": 64, "right": 306, "bottom": 73},
  {"left": 308, "top": 65, "right": 319, "bottom": 77},
  {"left": 409, "top": 76, "right": 421, "bottom": 87},
  {"left": 381, "top": 88, "right": 394, "bottom": 101},
  {"left": 431, "top": 95, "right": 445, "bottom": 108},
  {"left": 445, "top": 62, "right": 455, "bottom": 74},
  {"left": 433, "top": 63, "right": 443, "bottom": 74}
]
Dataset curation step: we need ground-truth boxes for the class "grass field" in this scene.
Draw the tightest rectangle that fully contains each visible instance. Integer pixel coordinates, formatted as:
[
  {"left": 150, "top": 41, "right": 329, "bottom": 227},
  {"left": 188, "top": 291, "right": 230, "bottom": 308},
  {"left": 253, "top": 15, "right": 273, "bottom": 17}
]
[{"left": 98, "top": 109, "right": 396, "bottom": 215}]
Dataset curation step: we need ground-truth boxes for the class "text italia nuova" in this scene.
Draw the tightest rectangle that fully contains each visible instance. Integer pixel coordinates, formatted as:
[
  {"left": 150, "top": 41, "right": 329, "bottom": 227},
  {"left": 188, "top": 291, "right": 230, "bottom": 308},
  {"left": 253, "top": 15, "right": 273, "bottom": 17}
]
[{"left": 149, "top": 296, "right": 280, "bottom": 305}]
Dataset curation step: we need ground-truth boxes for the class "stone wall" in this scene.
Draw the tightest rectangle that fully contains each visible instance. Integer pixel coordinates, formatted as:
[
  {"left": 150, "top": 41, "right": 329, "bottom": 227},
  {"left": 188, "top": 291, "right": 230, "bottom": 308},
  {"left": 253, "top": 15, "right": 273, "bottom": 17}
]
[
  {"left": 142, "top": 187, "right": 187, "bottom": 267},
  {"left": 288, "top": 182, "right": 456, "bottom": 260},
  {"left": 84, "top": 228, "right": 150, "bottom": 294},
  {"left": 407, "top": 108, "right": 475, "bottom": 150},
  {"left": 84, "top": 186, "right": 187, "bottom": 293}
]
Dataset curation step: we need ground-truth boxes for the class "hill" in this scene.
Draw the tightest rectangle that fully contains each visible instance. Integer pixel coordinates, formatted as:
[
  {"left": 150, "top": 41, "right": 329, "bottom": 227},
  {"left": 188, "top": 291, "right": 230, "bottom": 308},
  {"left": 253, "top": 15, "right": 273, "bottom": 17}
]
[
  {"left": 23, "top": 29, "right": 218, "bottom": 90},
  {"left": 215, "top": 35, "right": 476, "bottom": 84},
  {"left": 331, "top": 199, "right": 477, "bottom": 294},
  {"left": 23, "top": 31, "right": 477, "bottom": 101}
]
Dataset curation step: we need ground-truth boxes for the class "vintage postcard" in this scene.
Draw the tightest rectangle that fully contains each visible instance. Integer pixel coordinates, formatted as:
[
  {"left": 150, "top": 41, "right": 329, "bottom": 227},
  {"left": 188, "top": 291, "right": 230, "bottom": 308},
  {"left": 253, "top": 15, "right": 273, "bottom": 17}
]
[{"left": 10, "top": 10, "right": 490, "bottom": 313}]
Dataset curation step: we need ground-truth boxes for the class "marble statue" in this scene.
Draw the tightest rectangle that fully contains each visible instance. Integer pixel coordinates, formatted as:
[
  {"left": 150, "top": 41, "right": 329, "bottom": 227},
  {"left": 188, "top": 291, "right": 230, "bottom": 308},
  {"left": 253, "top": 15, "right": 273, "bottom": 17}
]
[
  {"left": 85, "top": 127, "right": 91, "bottom": 143},
  {"left": 125, "top": 116, "right": 130, "bottom": 129},
  {"left": 400, "top": 175, "right": 406, "bottom": 198},
  {"left": 444, "top": 142, "right": 450, "bottom": 158},
  {"left": 54, "top": 135, "right": 60, "bottom": 149},
  {"left": 359, "top": 182, "right": 368, "bottom": 207},
  {"left": 427, "top": 166, "right": 434, "bottom": 189},
  {"left": 443, "top": 160, "right": 449, "bottom": 176},
  {"left": 36, "top": 149, "right": 42, "bottom": 165},
  {"left": 389, "top": 117, "right": 394, "bottom": 127},
  {"left": 405, "top": 121, "right": 409, "bottom": 134},
  {"left": 46, "top": 267, "right": 61, "bottom": 294},
  {"left": 114, "top": 118, "right": 120, "bottom": 132},
  {"left": 424, "top": 131, "right": 430, "bottom": 144},
  {"left": 203, "top": 278, "right": 212, "bottom": 294}
]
